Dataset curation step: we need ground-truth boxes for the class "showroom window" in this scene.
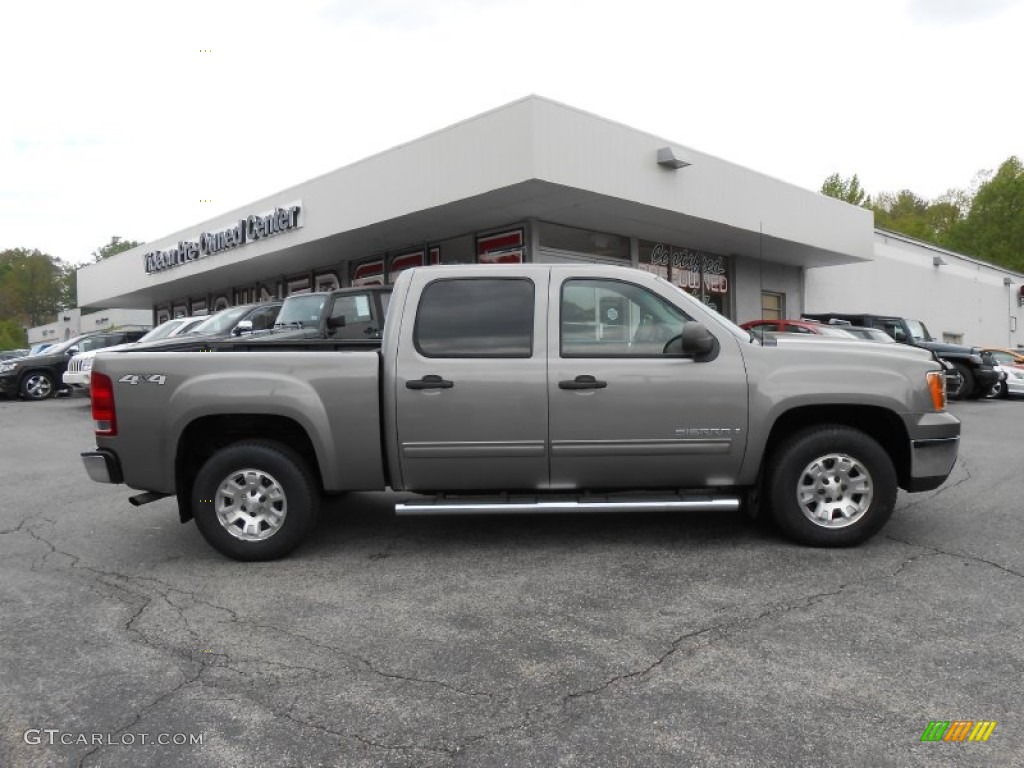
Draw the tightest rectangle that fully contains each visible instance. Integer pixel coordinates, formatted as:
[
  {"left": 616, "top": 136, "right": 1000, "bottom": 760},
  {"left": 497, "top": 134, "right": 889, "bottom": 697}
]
[
  {"left": 415, "top": 278, "right": 534, "bottom": 358},
  {"left": 639, "top": 241, "right": 733, "bottom": 318},
  {"left": 537, "top": 222, "right": 630, "bottom": 260}
]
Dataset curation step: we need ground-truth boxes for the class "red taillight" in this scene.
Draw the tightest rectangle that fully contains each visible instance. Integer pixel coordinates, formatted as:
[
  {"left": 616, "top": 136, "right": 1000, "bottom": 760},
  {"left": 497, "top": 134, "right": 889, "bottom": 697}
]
[{"left": 91, "top": 372, "right": 117, "bottom": 435}]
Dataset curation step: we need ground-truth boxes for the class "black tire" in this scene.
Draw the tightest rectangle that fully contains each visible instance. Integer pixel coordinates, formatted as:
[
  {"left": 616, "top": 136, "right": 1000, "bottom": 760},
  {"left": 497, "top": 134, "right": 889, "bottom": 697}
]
[
  {"left": 765, "top": 426, "right": 897, "bottom": 547},
  {"left": 192, "top": 440, "right": 319, "bottom": 561},
  {"left": 20, "top": 371, "right": 56, "bottom": 400},
  {"left": 946, "top": 362, "right": 973, "bottom": 401}
]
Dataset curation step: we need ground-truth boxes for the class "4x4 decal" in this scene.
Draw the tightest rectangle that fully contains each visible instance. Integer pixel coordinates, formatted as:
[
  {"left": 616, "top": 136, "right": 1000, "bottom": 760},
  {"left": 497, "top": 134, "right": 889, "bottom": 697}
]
[{"left": 117, "top": 374, "right": 167, "bottom": 385}]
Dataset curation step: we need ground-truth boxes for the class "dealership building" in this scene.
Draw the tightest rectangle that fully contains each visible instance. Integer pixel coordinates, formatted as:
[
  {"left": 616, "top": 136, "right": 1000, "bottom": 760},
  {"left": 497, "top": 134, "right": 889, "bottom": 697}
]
[{"left": 76, "top": 95, "right": 1022, "bottom": 347}]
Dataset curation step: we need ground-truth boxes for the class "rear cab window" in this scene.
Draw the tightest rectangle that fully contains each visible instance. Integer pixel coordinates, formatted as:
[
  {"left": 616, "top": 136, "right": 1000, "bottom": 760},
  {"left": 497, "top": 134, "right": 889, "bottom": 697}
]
[{"left": 414, "top": 278, "right": 534, "bottom": 357}]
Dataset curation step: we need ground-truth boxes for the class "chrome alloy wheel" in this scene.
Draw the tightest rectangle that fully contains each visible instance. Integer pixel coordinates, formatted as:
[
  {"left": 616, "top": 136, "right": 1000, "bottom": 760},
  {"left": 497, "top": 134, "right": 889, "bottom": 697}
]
[
  {"left": 23, "top": 373, "right": 53, "bottom": 399},
  {"left": 796, "top": 453, "right": 874, "bottom": 529},
  {"left": 215, "top": 468, "right": 288, "bottom": 541}
]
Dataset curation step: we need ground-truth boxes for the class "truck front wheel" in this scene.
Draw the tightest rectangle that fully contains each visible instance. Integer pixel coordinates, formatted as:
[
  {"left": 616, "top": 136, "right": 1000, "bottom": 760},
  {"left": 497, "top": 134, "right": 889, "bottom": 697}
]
[
  {"left": 192, "top": 440, "right": 319, "bottom": 561},
  {"left": 766, "top": 426, "right": 897, "bottom": 547}
]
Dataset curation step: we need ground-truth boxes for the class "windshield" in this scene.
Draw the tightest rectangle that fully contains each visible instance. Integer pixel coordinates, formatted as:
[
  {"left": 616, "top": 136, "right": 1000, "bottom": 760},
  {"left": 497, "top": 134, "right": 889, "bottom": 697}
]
[
  {"left": 76, "top": 336, "right": 117, "bottom": 353},
  {"left": 815, "top": 326, "right": 858, "bottom": 338},
  {"left": 137, "top": 319, "right": 185, "bottom": 343},
  {"left": 42, "top": 336, "right": 85, "bottom": 355},
  {"left": 847, "top": 327, "right": 896, "bottom": 343},
  {"left": 187, "top": 305, "right": 253, "bottom": 336},
  {"left": 905, "top": 319, "right": 932, "bottom": 342},
  {"left": 275, "top": 295, "right": 327, "bottom": 327}
]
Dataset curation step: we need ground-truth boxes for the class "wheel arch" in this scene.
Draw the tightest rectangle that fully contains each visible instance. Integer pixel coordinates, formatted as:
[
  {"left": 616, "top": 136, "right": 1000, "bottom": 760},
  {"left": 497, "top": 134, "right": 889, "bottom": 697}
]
[
  {"left": 175, "top": 415, "right": 322, "bottom": 523},
  {"left": 762, "top": 405, "right": 911, "bottom": 490}
]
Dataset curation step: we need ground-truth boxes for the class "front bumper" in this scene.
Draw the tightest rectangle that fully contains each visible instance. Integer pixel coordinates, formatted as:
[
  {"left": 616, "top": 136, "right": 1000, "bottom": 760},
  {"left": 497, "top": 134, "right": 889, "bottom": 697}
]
[
  {"left": 0, "top": 373, "right": 19, "bottom": 396},
  {"left": 81, "top": 450, "right": 123, "bottom": 484},
  {"left": 972, "top": 367, "right": 1001, "bottom": 390},
  {"left": 63, "top": 370, "right": 91, "bottom": 388},
  {"left": 904, "top": 411, "right": 961, "bottom": 492},
  {"left": 1002, "top": 366, "right": 1024, "bottom": 395}
]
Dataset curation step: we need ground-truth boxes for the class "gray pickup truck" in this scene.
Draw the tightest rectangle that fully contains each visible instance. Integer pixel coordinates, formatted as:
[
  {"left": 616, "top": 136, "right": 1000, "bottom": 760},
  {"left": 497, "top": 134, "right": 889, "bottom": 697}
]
[{"left": 81, "top": 265, "right": 960, "bottom": 560}]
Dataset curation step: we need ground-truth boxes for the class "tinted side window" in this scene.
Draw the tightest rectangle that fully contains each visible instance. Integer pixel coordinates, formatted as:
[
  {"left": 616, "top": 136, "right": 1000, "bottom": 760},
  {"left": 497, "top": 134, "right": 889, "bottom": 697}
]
[
  {"left": 415, "top": 278, "right": 534, "bottom": 358},
  {"left": 561, "top": 279, "right": 691, "bottom": 357}
]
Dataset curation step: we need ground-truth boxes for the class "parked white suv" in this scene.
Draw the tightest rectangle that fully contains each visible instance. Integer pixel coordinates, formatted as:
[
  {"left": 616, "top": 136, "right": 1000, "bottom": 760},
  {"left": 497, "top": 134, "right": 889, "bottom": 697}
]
[{"left": 63, "top": 317, "right": 204, "bottom": 391}]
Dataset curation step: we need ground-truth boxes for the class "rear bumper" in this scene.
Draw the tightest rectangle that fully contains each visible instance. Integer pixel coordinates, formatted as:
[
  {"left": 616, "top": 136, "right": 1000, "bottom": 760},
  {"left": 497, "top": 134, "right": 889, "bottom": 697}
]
[{"left": 81, "top": 450, "right": 123, "bottom": 484}]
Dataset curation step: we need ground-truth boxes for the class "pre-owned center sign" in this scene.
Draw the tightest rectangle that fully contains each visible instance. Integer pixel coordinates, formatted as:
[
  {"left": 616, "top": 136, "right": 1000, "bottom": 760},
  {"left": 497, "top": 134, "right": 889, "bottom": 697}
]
[{"left": 144, "top": 204, "right": 302, "bottom": 274}]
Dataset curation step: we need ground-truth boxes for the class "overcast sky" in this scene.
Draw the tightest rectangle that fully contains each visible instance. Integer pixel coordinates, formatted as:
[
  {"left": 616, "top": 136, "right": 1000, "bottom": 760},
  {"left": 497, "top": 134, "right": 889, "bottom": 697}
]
[{"left": 1, "top": 0, "right": 1021, "bottom": 266}]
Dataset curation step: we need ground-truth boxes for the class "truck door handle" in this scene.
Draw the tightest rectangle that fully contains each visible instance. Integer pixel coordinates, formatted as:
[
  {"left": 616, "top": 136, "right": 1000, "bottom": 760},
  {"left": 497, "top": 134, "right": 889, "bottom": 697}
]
[
  {"left": 558, "top": 375, "right": 607, "bottom": 390},
  {"left": 406, "top": 375, "right": 454, "bottom": 390}
]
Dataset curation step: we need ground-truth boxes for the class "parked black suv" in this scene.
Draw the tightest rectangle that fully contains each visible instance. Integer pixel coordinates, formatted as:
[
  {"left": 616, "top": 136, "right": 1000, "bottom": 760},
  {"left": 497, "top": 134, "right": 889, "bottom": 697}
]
[
  {"left": 802, "top": 312, "right": 1000, "bottom": 400},
  {"left": 0, "top": 329, "right": 150, "bottom": 401}
]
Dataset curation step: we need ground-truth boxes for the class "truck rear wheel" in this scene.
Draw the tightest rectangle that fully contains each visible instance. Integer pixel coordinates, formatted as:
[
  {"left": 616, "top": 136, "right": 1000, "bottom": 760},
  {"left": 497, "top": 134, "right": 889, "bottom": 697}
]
[
  {"left": 766, "top": 426, "right": 897, "bottom": 547},
  {"left": 192, "top": 440, "right": 319, "bottom": 561}
]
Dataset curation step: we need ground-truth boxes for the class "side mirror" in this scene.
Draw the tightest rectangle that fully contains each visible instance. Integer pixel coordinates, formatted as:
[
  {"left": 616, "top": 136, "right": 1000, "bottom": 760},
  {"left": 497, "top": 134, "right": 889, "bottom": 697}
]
[
  {"left": 327, "top": 315, "right": 347, "bottom": 329},
  {"left": 665, "top": 322, "right": 720, "bottom": 361},
  {"left": 232, "top": 320, "right": 254, "bottom": 336},
  {"left": 681, "top": 322, "right": 719, "bottom": 362},
  {"left": 66, "top": 346, "right": 79, "bottom": 357}
]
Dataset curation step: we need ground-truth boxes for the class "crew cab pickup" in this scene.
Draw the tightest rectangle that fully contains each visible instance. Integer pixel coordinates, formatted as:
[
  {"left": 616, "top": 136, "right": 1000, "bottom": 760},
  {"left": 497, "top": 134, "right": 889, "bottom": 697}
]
[{"left": 81, "top": 265, "right": 961, "bottom": 560}]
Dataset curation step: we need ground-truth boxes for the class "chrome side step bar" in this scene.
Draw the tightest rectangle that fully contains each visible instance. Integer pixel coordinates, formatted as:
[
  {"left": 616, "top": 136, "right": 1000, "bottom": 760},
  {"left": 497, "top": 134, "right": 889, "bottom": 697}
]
[{"left": 395, "top": 493, "right": 740, "bottom": 516}]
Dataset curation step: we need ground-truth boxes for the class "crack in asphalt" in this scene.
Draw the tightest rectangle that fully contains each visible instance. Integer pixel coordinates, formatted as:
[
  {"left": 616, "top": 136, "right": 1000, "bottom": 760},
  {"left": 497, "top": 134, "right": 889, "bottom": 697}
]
[
  {"left": 12, "top": 508, "right": 1009, "bottom": 763},
  {"left": 0, "top": 517, "right": 31, "bottom": 536},
  {"left": 5, "top": 520, "right": 502, "bottom": 761},
  {"left": 238, "top": 620, "right": 495, "bottom": 700},
  {"left": 77, "top": 661, "right": 216, "bottom": 768},
  {"left": 279, "top": 708, "right": 457, "bottom": 757},
  {"left": 884, "top": 534, "right": 1024, "bottom": 579},
  {"left": 560, "top": 548, "right": 937, "bottom": 708}
]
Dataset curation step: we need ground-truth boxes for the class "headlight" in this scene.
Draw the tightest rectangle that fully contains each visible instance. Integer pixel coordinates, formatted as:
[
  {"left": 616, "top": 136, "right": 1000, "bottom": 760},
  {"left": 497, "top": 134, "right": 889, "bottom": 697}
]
[
  {"left": 0, "top": 362, "right": 17, "bottom": 373},
  {"left": 82, "top": 358, "right": 94, "bottom": 371}
]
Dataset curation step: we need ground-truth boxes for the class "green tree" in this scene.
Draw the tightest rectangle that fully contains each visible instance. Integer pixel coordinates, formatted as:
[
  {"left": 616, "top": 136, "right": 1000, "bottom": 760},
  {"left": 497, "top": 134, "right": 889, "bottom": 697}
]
[
  {"left": 866, "top": 189, "right": 968, "bottom": 246},
  {"left": 92, "top": 235, "right": 142, "bottom": 262},
  {"left": 0, "top": 318, "right": 27, "bottom": 349},
  {"left": 0, "top": 248, "right": 72, "bottom": 326},
  {"left": 821, "top": 173, "right": 868, "bottom": 206},
  {"left": 946, "top": 156, "right": 1024, "bottom": 271}
]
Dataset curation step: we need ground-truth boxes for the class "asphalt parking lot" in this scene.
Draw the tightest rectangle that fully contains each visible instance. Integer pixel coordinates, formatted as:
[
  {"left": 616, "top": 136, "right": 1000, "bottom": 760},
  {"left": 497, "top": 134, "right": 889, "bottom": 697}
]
[{"left": 1, "top": 394, "right": 1022, "bottom": 768}]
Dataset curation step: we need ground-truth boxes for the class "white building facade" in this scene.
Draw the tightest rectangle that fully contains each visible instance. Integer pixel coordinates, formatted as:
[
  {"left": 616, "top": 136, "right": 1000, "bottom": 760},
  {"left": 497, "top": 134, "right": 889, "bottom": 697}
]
[
  {"left": 27, "top": 307, "right": 153, "bottom": 345},
  {"left": 75, "top": 96, "right": 1020, "bottom": 347},
  {"left": 805, "top": 230, "right": 1023, "bottom": 349},
  {"left": 77, "top": 96, "right": 872, "bottom": 325}
]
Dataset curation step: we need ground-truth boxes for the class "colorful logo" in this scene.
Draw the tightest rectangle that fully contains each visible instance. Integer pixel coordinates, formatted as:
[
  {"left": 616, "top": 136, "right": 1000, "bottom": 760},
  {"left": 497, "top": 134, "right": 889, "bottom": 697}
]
[{"left": 920, "top": 721, "right": 997, "bottom": 742}]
